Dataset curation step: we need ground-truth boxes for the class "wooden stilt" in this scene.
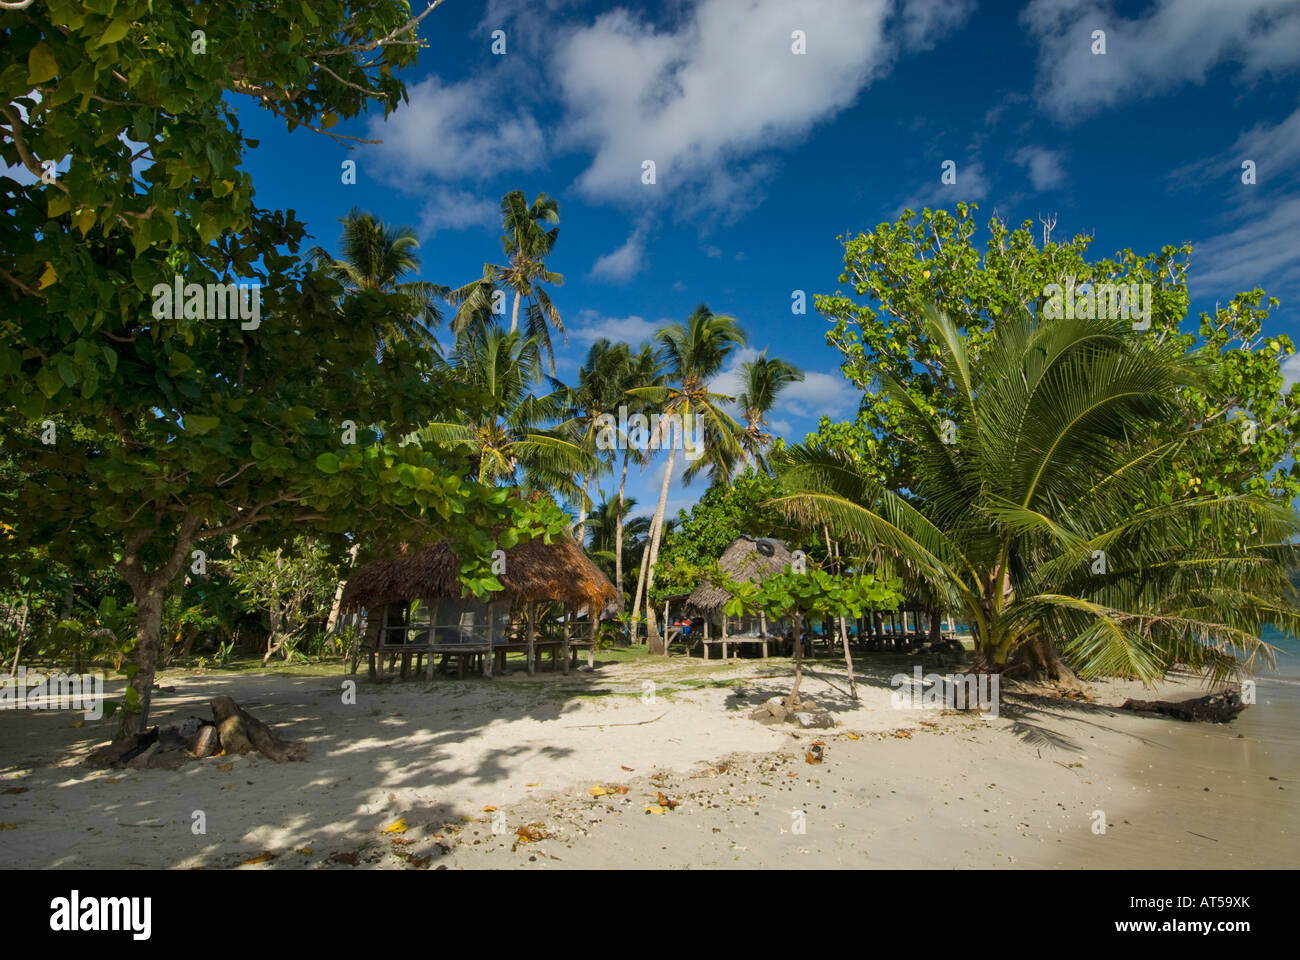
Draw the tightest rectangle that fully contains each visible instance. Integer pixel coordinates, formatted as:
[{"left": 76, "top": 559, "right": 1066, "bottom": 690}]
[
  {"left": 562, "top": 609, "right": 571, "bottom": 676},
  {"left": 526, "top": 604, "right": 536, "bottom": 676}
]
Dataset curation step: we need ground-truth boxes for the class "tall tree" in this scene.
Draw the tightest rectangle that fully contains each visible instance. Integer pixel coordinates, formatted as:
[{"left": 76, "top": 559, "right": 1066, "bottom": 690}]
[
  {"left": 737, "top": 351, "right": 804, "bottom": 473},
  {"left": 553, "top": 339, "right": 625, "bottom": 541},
  {"left": 630, "top": 305, "right": 747, "bottom": 653},
  {"left": 613, "top": 343, "right": 663, "bottom": 614},
  {"left": 417, "top": 325, "right": 598, "bottom": 499},
  {"left": 450, "top": 190, "right": 567, "bottom": 371},
  {"left": 307, "top": 207, "right": 448, "bottom": 352},
  {"left": 776, "top": 306, "right": 1300, "bottom": 680}
]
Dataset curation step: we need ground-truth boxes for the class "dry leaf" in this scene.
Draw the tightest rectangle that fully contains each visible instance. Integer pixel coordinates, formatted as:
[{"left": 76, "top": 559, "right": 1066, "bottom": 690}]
[
  {"left": 515, "top": 823, "right": 549, "bottom": 843},
  {"left": 656, "top": 792, "right": 679, "bottom": 809},
  {"left": 0, "top": 822, "right": 16, "bottom": 831},
  {"left": 588, "top": 784, "right": 607, "bottom": 797},
  {"left": 621, "top": 765, "right": 634, "bottom": 771},
  {"left": 644, "top": 805, "right": 664, "bottom": 815},
  {"left": 330, "top": 851, "right": 359, "bottom": 866},
  {"left": 220, "top": 784, "right": 238, "bottom": 791},
  {"left": 409, "top": 855, "right": 432, "bottom": 870},
  {"left": 2, "top": 787, "right": 29, "bottom": 795},
  {"left": 845, "top": 732, "right": 861, "bottom": 740},
  {"left": 525, "top": 781, "right": 540, "bottom": 787},
  {"left": 241, "top": 852, "right": 276, "bottom": 865},
  {"left": 217, "top": 762, "right": 234, "bottom": 773},
  {"left": 383, "top": 818, "right": 408, "bottom": 834},
  {"left": 71, "top": 720, "right": 84, "bottom": 728},
  {"left": 481, "top": 805, "right": 498, "bottom": 813},
  {"left": 613, "top": 785, "right": 629, "bottom": 794},
  {"left": 298, "top": 848, "right": 312, "bottom": 855}
]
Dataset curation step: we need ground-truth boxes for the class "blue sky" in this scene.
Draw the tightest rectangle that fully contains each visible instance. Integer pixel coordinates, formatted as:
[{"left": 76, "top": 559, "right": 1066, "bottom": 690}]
[{"left": 231, "top": 0, "right": 1300, "bottom": 522}]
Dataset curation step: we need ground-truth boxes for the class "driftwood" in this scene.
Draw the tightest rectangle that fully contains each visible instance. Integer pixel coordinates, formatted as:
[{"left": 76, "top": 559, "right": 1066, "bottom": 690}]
[
  {"left": 1120, "top": 690, "right": 1246, "bottom": 724},
  {"left": 210, "top": 695, "right": 308, "bottom": 762}
]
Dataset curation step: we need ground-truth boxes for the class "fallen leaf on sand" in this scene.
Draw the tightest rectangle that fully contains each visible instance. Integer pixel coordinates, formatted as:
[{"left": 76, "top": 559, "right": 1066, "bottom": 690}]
[
  {"left": 805, "top": 750, "right": 823, "bottom": 765},
  {"left": 71, "top": 721, "right": 84, "bottom": 728},
  {"left": 220, "top": 784, "right": 238, "bottom": 791},
  {"left": 241, "top": 852, "right": 276, "bottom": 865},
  {"left": 893, "top": 729, "right": 912, "bottom": 739},
  {"left": 526, "top": 781, "right": 540, "bottom": 788},
  {"left": 621, "top": 765, "right": 634, "bottom": 771},
  {"left": 2, "top": 787, "right": 28, "bottom": 795},
  {"left": 656, "top": 792, "right": 679, "bottom": 810},
  {"left": 645, "top": 805, "right": 664, "bottom": 815},
  {"left": 588, "top": 784, "right": 608, "bottom": 797},
  {"left": 383, "top": 818, "right": 408, "bottom": 834},
  {"left": 515, "top": 823, "right": 549, "bottom": 843},
  {"left": 298, "top": 848, "right": 312, "bottom": 855},
  {"left": 408, "top": 855, "right": 432, "bottom": 869},
  {"left": 390, "top": 837, "right": 414, "bottom": 846},
  {"left": 330, "top": 851, "right": 359, "bottom": 866},
  {"left": 217, "top": 763, "right": 234, "bottom": 773},
  {"left": 845, "top": 732, "right": 861, "bottom": 740},
  {"left": 613, "top": 785, "right": 629, "bottom": 794},
  {"left": 0, "top": 822, "right": 16, "bottom": 830},
  {"left": 481, "top": 805, "right": 498, "bottom": 813},
  {"left": 919, "top": 721, "right": 937, "bottom": 727}
]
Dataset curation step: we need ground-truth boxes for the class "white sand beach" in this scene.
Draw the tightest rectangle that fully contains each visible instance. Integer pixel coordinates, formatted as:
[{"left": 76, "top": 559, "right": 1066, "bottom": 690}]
[{"left": 0, "top": 655, "right": 1294, "bottom": 869}]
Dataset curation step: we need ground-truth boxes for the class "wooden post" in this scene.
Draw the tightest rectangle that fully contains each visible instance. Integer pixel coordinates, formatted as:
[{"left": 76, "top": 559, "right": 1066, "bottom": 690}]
[
  {"left": 759, "top": 610, "right": 768, "bottom": 659},
  {"left": 720, "top": 613, "right": 729, "bottom": 660},
  {"left": 526, "top": 604, "right": 536, "bottom": 676},
  {"left": 562, "top": 609, "right": 571, "bottom": 677}
]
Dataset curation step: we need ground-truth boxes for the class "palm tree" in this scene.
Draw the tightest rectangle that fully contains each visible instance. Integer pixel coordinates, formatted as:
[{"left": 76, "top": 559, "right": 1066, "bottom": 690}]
[
  {"left": 415, "top": 325, "right": 597, "bottom": 499},
  {"left": 737, "top": 351, "right": 804, "bottom": 474},
  {"left": 449, "top": 190, "right": 566, "bottom": 371},
  {"left": 772, "top": 305, "right": 1300, "bottom": 681},
  {"left": 553, "top": 339, "right": 626, "bottom": 541},
  {"left": 631, "top": 305, "right": 748, "bottom": 653},
  {"left": 585, "top": 494, "right": 651, "bottom": 600},
  {"left": 613, "top": 343, "right": 664, "bottom": 615},
  {"left": 307, "top": 207, "right": 448, "bottom": 351}
]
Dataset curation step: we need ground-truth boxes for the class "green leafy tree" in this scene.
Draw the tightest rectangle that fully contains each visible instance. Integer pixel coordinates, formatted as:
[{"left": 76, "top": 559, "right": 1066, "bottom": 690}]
[
  {"left": 817, "top": 206, "right": 1300, "bottom": 501},
  {"left": 232, "top": 536, "right": 339, "bottom": 665},
  {"left": 722, "top": 566, "right": 901, "bottom": 707},
  {"left": 552, "top": 339, "right": 626, "bottom": 540},
  {"left": 777, "top": 306, "right": 1300, "bottom": 681}
]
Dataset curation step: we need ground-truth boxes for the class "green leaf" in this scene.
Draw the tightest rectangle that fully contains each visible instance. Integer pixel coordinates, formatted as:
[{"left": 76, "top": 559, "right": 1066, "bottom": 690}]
[
  {"left": 315, "top": 452, "right": 340, "bottom": 474},
  {"left": 95, "top": 19, "right": 131, "bottom": 47},
  {"left": 35, "top": 365, "right": 63, "bottom": 398},
  {"left": 28, "top": 41, "right": 58, "bottom": 83},
  {"left": 185, "top": 415, "right": 220, "bottom": 435}
]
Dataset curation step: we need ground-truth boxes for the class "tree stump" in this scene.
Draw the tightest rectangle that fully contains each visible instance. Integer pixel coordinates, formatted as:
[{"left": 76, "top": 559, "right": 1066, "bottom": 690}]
[
  {"left": 210, "top": 695, "right": 308, "bottom": 762},
  {"left": 1120, "top": 691, "right": 1245, "bottom": 724}
]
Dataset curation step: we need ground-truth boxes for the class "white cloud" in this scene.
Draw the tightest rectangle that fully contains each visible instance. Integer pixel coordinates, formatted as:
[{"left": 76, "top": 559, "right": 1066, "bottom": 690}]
[
  {"left": 1189, "top": 193, "right": 1300, "bottom": 297},
  {"left": 703, "top": 245, "right": 722, "bottom": 259},
  {"left": 366, "top": 73, "right": 545, "bottom": 182},
  {"left": 1022, "top": 0, "right": 1300, "bottom": 121},
  {"left": 589, "top": 227, "right": 648, "bottom": 283},
  {"left": 553, "top": 0, "right": 895, "bottom": 216},
  {"left": 1171, "top": 100, "right": 1300, "bottom": 189},
  {"left": 418, "top": 188, "right": 499, "bottom": 237},
  {"left": 567, "top": 309, "right": 662, "bottom": 345},
  {"left": 898, "top": 0, "right": 977, "bottom": 51},
  {"left": 1011, "top": 145, "right": 1066, "bottom": 191},
  {"left": 1282, "top": 351, "right": 1300, "bottom": 390},
  {"left": 711, "top": 348, "right": 860, "bottom": 435}
]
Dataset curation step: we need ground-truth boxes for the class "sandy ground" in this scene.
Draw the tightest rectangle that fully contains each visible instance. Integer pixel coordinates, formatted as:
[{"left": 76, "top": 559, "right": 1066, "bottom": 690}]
[{"left": 0, "top": 652, "right": 1294, "bottom": 869}]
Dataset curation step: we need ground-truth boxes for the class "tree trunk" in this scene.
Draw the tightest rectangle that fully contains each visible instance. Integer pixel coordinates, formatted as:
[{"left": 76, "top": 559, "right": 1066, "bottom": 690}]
[
  {"left": 929, "top": 611, "right": 942, "bottom": 645},
  {"left": 262, "top": 548, "right": 285, "bottom": 666},
  {"left": 574, "top": 473, "right": 591, "bottom": 543},
  {"left": 121, "top": 585, "right": 164, "bottom": 741},
  {"left": 630, "top": 551, "right": 648, "bottom": 642},
  {"left": 9, "top": 598, "right": 29, "bottom": 677},
  {"left": 326, "top": 541, "right": 360, "bottom": 633},
  {"left": 642, "top": 444, "right": 677, "bottom": 655},
  {"left": 614, "top": 452, "right": 629, "bottom": 612},
  {"left": 510, "top": 291, "right": 521, "bottom": 334},
  {"left": 784, "top": 610, "right": 806, "bottom": 711}
]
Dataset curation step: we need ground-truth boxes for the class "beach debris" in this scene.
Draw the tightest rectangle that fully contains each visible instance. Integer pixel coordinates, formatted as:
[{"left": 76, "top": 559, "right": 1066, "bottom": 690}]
[
  {"left": 588, "top": 784, "right": 608, "bottom": 797},
  {"left": 805, "top": 742, "right": 825, "bottom": 764},
  {"left": 656, "top": 791, "right": 680, "bottom": 810},
  {"left": 240, "top": 852, "right": 277, "bottom": 865},
  {"left": 1119, "top": 690, "right": 1246, "bottom": 724},
  {"left": 514, "top": 823, "right": 549, "bottom": 845},
  {"left": 383, "top": 818, "right": 408, "bottom": 834}
]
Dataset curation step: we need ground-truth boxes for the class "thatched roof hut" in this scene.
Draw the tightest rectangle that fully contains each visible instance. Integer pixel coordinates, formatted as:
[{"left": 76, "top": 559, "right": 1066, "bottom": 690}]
[
  {"left": 686, "top": 535, "right": 796, "bottom": 615},
  {"left": 341, "top": 536, "right": 616, "bottom": 613}
]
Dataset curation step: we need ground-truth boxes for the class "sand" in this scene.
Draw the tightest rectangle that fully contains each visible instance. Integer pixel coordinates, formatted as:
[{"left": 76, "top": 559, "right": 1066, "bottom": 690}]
[{"left": 0, "top": 654, "right": 1294, "bottom": 869}]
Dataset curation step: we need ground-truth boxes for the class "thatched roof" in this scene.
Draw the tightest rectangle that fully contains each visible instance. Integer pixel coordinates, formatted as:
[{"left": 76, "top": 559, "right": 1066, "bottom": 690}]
[
  {"left": 341, "top": 536, "right": 617, "bottom": 612},
  {"left": 686, "top": 536, "right": 796, "bottom": 614}
]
